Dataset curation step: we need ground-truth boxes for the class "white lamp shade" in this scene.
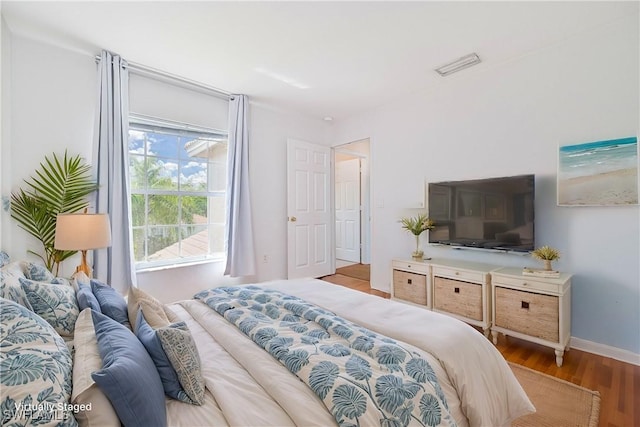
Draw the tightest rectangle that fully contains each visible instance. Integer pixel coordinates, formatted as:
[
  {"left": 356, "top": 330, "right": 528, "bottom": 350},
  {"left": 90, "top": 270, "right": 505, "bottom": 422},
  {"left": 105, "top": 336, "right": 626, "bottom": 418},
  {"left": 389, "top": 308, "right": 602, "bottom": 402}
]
[{"left": 55, "top": 213, "right": 112, "bottom": 250}]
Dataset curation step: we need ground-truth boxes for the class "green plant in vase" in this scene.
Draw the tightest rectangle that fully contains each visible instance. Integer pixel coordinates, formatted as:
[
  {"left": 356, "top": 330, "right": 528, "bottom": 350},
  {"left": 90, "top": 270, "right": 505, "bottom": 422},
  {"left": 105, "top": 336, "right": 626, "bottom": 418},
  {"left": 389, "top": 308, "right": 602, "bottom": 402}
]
[
  {"left": 400, "top": 213, "right": 435, "bottom": 260},
  {"left": 10, "top": 151, "right": 98, "bottom": 275},
  {"left": 531, "top": 245, "right": 560, "bottom": 271}
]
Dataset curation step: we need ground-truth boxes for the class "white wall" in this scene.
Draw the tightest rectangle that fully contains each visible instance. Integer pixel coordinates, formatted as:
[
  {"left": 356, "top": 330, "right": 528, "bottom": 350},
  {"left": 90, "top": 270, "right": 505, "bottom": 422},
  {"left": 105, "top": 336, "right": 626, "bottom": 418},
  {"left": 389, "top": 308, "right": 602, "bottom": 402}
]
[
  {"left": 2, "top": 35, "right": 96, "bottom": 276},
  {"left": 2, "top": 34, "right": 332, "bottom": 302},
  {"left": 333, "top": 16, "right": 640, "bottom": 355}
]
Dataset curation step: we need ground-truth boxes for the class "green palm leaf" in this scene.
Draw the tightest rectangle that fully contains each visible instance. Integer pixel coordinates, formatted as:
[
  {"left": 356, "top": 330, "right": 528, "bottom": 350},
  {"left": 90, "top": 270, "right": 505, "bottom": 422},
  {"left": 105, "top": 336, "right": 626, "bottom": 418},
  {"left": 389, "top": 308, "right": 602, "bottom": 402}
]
[{"left": 10, "top": 151, "right": 98, "bottom": 273}]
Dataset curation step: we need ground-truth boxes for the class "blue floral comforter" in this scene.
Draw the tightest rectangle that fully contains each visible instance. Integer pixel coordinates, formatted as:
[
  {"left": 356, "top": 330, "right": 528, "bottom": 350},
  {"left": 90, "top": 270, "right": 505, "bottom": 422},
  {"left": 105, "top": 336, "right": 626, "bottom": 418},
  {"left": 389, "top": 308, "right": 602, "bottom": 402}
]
[{"left": 194, "top": 286, "right": 457, "bottom": 427}]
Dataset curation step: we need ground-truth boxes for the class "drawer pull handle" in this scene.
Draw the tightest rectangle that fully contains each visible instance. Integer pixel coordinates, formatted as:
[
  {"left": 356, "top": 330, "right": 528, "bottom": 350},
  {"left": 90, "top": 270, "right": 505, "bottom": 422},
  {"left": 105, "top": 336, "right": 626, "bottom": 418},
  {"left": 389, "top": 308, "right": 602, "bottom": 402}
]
[
  {"left": 454, "top": 287, "right": 460, "bottom": 294},
  {"left": 455, "top": 272, "right": 460, "bottom": 275},
  {"left": 407, "top": 279, "right": 412, "bottom": 285},
  {"left": 407, "top": 265, "right": 411, "bottom": 268},
  {"left": 521, "top": 301, "right": 530, "bottom": 309}
]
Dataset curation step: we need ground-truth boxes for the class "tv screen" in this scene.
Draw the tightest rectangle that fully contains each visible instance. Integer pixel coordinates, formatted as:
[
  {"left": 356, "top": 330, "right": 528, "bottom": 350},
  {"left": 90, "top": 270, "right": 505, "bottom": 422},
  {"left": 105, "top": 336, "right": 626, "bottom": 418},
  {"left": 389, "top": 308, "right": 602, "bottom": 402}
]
[{"left": 428, "top": 174, "right": 535, "bottom": 252}]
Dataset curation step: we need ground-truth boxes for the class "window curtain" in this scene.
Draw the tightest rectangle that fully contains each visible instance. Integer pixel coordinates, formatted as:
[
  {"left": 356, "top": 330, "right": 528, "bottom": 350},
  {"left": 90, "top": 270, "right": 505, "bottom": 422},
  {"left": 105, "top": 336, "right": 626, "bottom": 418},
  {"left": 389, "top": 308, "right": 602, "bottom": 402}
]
[
  {"left": 92, "top": 50, "right": 137, "bottom": 292},
  {"left": 224, "top": 94, "right": 256, "bottom": 276}
]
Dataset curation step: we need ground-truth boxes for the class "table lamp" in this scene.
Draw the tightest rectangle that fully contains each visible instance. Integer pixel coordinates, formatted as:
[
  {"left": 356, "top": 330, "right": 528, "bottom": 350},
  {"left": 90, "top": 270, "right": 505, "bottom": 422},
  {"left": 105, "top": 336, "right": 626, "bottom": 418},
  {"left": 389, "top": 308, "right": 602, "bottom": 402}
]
[{"left": 54, "top": 212, "right": 111, "bottom": 277}]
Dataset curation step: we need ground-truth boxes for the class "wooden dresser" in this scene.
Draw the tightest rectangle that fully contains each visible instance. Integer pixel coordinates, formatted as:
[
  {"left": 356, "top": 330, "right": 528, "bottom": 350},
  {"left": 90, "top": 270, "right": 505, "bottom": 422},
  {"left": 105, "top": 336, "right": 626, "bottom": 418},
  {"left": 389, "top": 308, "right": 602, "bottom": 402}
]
[
  {"left": 391, "top": 259, "right": 430, "bottom": 308},
  {"left": 490, "top": 267, "right": 572, "bottom": 367},
  {"left": 391, "top": 258, "right": 498, "bottom": 337},
  {"left": 430, "top": 259, "right": 499, "bottom": 338}
]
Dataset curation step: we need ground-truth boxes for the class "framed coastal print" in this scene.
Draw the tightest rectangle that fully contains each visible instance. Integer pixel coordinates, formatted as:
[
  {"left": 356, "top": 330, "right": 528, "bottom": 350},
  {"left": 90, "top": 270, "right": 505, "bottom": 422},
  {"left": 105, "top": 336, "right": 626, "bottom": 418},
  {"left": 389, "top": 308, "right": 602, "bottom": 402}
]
[{"left": 557, "top": 136, "right": 638, "bottom": 206}]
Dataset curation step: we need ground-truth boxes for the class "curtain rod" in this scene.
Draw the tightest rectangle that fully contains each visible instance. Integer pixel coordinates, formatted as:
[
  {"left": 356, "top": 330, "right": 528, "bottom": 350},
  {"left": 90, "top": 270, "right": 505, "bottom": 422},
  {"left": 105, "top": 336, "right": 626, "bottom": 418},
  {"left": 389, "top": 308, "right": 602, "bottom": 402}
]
[{"left": 95, "top": 55, "right": 231, "bottom": 100}]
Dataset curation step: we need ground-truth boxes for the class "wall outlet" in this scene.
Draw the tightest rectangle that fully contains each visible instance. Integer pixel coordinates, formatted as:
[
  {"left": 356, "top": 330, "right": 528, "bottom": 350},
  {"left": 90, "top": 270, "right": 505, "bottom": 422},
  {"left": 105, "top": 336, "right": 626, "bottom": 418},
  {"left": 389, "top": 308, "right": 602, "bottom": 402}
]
[{"left": 262, "top": 254, "right": 269, "bottom": 263}]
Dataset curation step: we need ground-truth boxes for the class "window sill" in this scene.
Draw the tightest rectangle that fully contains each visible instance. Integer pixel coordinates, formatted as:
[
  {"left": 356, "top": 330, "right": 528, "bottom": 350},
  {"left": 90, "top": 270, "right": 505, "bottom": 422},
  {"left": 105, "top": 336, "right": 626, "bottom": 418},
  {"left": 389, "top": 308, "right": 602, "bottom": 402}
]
[{"left": 136, "top": 257, "right": 225, "bottom": 274}]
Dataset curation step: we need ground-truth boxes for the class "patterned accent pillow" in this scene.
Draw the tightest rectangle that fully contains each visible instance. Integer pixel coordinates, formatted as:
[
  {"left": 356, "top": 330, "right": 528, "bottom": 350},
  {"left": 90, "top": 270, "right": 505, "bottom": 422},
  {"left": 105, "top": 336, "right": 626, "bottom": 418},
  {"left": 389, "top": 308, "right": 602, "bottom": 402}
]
[
  {"left": 127, "top": 287, "right": 170, "bottom": 332},
  {"left": 20, "top": 277, "right": 79, "bottom": 337},
  {"left": 24, "top": 262, "right": 56, "bottom": 282},
  {"left": 0, "top": 261, "right": 33, "bottom": 310},
  {"left": 156, "top": 321, "right": 206, "bottom": 405},
  {"left": 0, "top": 297, "right": 78, "bottom": 426},
  {"left": 0, "top": 250, "right": 10, "bottom": 267},
  {"left": 135, "top": 308, "right": 195, "bottom": 404},
  {"left": 52, "top": 277, "right": 72, "bottom": 287}
]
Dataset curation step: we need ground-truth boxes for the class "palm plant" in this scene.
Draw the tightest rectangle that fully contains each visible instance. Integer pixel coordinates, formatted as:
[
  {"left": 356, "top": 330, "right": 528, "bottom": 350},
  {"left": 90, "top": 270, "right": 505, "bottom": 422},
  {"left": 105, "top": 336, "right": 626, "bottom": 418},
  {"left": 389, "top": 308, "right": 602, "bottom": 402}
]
[
  {"left": 400, "top": 213, "right": 435, "bottom": 259},
  {"left": 531, "top": 245, "right": 561, "bottom": 271},
  {"left": 10, "top": 151, "right": 98, "bottom": 275}
]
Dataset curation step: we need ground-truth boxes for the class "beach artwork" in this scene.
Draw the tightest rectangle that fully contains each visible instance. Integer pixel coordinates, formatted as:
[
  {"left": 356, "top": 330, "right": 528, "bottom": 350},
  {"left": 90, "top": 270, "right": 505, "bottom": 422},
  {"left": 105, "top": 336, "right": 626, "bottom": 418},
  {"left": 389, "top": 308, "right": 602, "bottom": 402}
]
[{"left": 558, "top": 136, "right": 638, "bottom": 206}]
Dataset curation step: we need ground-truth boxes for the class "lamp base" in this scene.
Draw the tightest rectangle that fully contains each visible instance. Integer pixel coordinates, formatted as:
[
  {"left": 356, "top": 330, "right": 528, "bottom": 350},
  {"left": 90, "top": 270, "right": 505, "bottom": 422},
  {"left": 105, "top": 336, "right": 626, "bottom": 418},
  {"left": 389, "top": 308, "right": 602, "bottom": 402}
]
[{"left": 76, "top": 250, "right": 93, "bottom": 278}]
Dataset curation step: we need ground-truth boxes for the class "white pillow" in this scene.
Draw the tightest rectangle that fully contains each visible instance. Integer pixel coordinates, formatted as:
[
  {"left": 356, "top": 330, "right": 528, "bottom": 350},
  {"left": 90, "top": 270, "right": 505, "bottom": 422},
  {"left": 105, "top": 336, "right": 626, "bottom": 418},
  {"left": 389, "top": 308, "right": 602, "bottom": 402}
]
[{"left": 71, "top": 308, "right": 120, "bottom": 427}]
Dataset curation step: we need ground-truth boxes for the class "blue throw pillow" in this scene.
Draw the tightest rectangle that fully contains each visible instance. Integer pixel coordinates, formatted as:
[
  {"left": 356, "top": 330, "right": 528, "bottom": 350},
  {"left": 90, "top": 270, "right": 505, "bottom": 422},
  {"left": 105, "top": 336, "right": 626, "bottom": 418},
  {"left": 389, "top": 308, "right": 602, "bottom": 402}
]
[
  {"left": 90, "top": 310, "right": 167, "bottom": 427},
  {"left": 135, "top": 308, "right": 195, "bottom": 404},
  {"left": 77, "top": 283, "right": 102, "bottom": 312},
  {"left": 91, "top": 279, "right": 131, "bottom": 329}
]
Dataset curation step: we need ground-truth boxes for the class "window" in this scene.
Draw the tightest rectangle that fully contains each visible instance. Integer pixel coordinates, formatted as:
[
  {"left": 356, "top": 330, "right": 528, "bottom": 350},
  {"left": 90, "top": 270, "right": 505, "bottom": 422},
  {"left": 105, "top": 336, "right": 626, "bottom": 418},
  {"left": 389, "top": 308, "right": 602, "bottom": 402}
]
[{"left": 128, "top": 116, "right": 228, "bottom": 269}]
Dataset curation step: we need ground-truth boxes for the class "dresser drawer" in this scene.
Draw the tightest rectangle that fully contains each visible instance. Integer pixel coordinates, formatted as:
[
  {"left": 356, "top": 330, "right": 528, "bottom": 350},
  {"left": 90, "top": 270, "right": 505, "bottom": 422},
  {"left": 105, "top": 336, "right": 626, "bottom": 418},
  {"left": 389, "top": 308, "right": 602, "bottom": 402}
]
[
  {"left": 392, "top": 260, "right": 428, "bottom": 274},
  {"left": 432, "top": 266, "right": 484, "bottom": 284},
  {"left": 492, "top": 274, "right": 561, "bottom": 294},
  {"left": 495, "top": 287, "right": 559, "bottom": 342},
  {"left": 433, "top": 277, "right": 482, "bottom": 320},
  {"left": 393, "top": 270, "right": 427, "bottom": 305}
]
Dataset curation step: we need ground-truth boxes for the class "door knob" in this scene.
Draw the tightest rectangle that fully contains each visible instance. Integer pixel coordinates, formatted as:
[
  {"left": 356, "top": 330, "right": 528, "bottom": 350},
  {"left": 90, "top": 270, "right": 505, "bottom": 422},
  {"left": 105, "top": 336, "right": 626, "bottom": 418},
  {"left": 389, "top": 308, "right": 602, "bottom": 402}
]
[{"left": 290, "top": 216, "right": 297, "bottom": 222}]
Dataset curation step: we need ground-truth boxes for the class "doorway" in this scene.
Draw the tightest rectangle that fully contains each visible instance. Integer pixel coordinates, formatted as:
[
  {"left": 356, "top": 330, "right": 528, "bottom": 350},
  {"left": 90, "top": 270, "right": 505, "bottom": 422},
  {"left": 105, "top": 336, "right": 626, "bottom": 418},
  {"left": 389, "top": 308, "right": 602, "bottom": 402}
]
[{"left": 333, "top": 139, "right": 370, "bottom": 280}]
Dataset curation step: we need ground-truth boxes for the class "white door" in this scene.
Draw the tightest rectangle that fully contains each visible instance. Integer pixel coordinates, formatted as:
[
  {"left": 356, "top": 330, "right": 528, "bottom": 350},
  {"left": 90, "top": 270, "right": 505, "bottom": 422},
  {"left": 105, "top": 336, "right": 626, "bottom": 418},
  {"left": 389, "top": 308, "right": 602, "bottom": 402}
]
[
  {"left": 335, "top": 158, "right": 361, "bottom": 263},
  {"left": 287, "top": 139, "right": 333, "bottom": 279}
]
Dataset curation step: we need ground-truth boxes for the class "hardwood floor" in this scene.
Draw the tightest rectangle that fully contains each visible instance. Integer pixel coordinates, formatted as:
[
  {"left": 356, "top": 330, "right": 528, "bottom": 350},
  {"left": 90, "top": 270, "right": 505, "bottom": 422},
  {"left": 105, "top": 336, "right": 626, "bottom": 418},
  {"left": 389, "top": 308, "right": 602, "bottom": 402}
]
[
  {"left": 321, "top": 273, "right": 639, "bottom": 427},
  {"left": 321, "top": 274, "right": 390, "bottom": 299}
]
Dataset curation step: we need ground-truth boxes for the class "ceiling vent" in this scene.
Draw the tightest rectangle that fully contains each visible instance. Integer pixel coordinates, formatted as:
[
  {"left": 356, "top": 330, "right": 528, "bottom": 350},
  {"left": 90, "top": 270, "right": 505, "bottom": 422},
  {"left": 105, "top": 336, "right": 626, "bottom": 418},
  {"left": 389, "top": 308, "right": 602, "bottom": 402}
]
[{"left": 435, "top": 53, "right": 481, "bottom": 77}]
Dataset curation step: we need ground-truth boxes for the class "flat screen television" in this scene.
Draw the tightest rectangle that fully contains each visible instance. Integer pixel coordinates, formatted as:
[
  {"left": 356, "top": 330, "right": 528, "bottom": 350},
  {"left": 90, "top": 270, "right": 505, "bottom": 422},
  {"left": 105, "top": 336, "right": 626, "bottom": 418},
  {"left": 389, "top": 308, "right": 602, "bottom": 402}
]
[{"left": 427, "top": 174, "right": 535, "bottom": 253}]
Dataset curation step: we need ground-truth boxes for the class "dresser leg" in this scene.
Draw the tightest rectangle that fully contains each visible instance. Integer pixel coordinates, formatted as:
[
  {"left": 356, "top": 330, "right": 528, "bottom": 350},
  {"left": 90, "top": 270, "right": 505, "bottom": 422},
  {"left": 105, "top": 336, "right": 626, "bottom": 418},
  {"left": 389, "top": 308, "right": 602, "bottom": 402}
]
[
  {"left": 555, "top": 349, "right": 564, "bottom": 367},
  {"left": 491, "top": 330, "right": 498, "bottom": 345}
]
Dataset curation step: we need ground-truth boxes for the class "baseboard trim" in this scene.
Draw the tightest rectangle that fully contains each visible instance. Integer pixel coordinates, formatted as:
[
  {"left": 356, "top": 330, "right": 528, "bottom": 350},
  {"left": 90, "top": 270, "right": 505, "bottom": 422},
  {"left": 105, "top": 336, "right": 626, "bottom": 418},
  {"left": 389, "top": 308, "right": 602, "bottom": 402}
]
[{"left": 570, "top": 336, "right": 640, "bottom": 366}]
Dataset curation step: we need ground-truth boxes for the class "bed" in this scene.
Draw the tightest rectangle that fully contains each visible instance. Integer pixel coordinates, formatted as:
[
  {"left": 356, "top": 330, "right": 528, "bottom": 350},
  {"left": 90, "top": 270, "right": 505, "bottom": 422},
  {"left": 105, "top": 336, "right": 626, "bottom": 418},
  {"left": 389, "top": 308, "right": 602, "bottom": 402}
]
[{"left": 1, "top": 255, "right": 534, "bottom": 427}]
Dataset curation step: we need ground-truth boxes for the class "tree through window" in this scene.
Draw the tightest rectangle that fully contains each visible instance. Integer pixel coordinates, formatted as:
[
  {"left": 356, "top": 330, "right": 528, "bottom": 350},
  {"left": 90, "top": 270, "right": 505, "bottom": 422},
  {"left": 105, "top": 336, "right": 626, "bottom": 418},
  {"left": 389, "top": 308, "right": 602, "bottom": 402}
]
[{"left": 128, "top": 116, "right": 227, "bottom": 268}]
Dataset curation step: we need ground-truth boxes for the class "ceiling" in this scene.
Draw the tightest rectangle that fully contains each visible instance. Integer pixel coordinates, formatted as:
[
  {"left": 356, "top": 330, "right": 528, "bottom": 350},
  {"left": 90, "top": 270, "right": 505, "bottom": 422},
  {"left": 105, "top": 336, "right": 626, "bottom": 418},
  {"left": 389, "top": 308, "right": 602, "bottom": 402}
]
[{"left": 2, "top": 1, "right": 636, "bottom": 121}]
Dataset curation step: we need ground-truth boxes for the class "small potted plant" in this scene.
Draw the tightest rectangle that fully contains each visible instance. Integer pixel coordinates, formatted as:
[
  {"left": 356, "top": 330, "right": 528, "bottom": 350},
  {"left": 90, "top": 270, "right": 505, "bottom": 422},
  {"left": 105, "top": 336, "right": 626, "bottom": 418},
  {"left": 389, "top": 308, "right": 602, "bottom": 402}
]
[
  {"left": 400, "top": 213, "right": 435, "bottom": 260},
  {"left": 531, "top": 245, "right": 560, "bottom": 271}
]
